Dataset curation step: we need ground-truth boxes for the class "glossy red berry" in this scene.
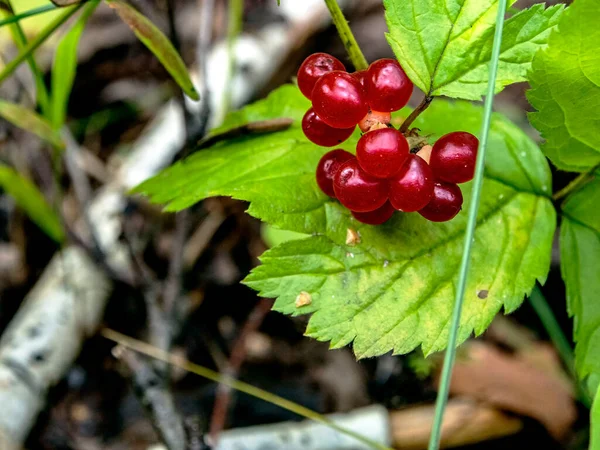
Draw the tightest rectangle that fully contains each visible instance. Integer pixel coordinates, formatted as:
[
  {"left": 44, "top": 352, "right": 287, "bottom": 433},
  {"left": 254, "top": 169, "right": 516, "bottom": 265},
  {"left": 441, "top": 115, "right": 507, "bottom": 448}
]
[
  {"left": 302, "top": 108, "right": 355, "bottom": 147},
  {"left": 333, "top": 158, "right": 388, "bottom": 212},
  {"left": 316, "top": 149, "right": 354, "bottom": 197},
  {"left": 312, "top": 71, "right": 369, "bottom": 129},
  {"left": 418, "top": 182, "right": 463, "bottom": 222},
  {"left": 352, "top": 201, "right": 395, "bottom": 225},
  {"left": 352, "top": 70, "right": 367, "bottom": 86},
  {"left": 388, "top": 155, "right": 434, "bottom": 212},
  {"left": 365, "top": 59, "right": 413, "bottom": 112},
  {"left": 356, "top": 128, "right": 409, "bottom": 179},
  {"left": 358, "top": 110, "right": 391, "bottom": 133},
  {"left": 430, "top": 132, "right": 479, "bottom": 184},
  {"left": 297, "top": 53, "right": 345, "bottom": 100}
]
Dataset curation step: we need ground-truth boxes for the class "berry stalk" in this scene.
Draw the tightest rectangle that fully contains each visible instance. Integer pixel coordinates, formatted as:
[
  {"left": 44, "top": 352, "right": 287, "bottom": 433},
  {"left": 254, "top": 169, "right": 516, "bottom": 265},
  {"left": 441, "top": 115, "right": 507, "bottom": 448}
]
[{"left": 323, "top": 0, "right": 368, "bottom": 71}]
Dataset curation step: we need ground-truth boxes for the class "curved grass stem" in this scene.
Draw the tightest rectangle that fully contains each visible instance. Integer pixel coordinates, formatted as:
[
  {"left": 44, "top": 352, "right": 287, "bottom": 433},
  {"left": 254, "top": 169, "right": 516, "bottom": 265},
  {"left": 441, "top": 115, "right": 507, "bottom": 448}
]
[
  {"left": 323, "top": 0, "right": 368, "bottom": 71},
  {"left": 0, "top": 4, "right": 58, "bottom": 28},
  {"left": 552, "top": 163, "right": 600, "bottom": 202},
  {"left": 427, "top": 1, "right": 508, "bottom": 449}
]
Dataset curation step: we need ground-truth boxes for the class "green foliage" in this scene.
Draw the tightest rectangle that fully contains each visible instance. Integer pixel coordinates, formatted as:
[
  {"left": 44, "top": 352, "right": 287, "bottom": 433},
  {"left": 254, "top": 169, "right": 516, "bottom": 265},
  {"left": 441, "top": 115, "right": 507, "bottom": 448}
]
[
  {"left": 50, "top": 0, "right": 99, "bottom": 129},
  {"left": 594, "top": 388, "right": 600, "bottom": 450},
  {"left": 0, "top": 100, "right": 64, "bottom": 149},
  {"left": 528, "top": 0, "right": 600, "bottom": 173},
  {"left": 107, "top": 0, "right": 199, "bottom": 101},
  {"left": 134, "top": 85, "right": 555, "bottom": 357},
  {"left": 0, "top": 164, "right": 64, "bottom": 243},
  {"left": 560, "top": 177, "right": 600, "bottom": 380},
  {"left": 384, "top": 0, "right": 563, "bottom": 100}
]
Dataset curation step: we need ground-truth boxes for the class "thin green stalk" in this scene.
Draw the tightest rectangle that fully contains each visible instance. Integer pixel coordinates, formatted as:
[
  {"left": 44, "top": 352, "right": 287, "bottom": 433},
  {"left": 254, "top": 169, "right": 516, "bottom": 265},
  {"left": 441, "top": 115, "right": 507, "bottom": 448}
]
[
  {"left": 0, "top": 4, "right": 57, "bottom": 28},
  {"left": 529, "top": 285, "right": 592, "bottom": 408},
  {"left": 427, "top": 1, "right": 508, "bottom": 449},
  {"left": 552, "top": 163, "right": 600, "bottom": 202},
  {"left": 0, "top": 3, "right": 82, "bottom": 86},
  {"left": 102, "top": 328, "right": 393, "bottom": 450},
  {"left": 4, "top": 0, "right": 52, "bottom": 113},
  {"left": 323, "top": 0, "right": 367, "bottom": 71}
]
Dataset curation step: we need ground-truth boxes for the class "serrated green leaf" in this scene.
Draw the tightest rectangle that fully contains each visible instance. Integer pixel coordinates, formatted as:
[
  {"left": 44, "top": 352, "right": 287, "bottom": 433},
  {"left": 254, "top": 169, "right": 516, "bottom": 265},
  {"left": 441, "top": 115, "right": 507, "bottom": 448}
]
[
  {"left": 107, "top": 0, "right": 199, "bottom": 100},
  {"left": 560, "top": 177, "right": 600, "bottom": 379},
  {"left": 0, "top": 164, "right": 64, "bottom": 243},
  {"left": 384, "top": 0, "right": 563, "bottom": 100},
  {"left": 134, "top": 85, "right": 555, "bottom": 357},
  {"left": 528, "top": 0, "right": 600, "bottom": 173},
  {"left": 0, "top": 100, "right": 64, "bottom": 149},
  {"left": 49, "top": 0, "right": 99, "bottom": 129}
]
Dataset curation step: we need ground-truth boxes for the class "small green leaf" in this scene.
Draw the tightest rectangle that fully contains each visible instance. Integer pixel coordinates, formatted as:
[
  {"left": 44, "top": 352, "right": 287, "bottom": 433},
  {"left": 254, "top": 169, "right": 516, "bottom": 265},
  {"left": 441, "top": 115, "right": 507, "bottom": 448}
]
[
  {"left": 384, "top": 0, "right": 563, "bottom": 100},
  {"left": 134, "top": 85, "right": 556, "bottom": 357},
  {"left": 50, "top": 0, "right": 99, "bottom": 129},
  {"left": 0, "top": 100, "right": 64, "bottom": 149},
  {"left": 560, "top": 177, "right": 600, "bottom": 379},
  {"left": 107, "top": 0, "right": 199, "bottom": 100},
  {"left": 0, "top": 164, "right": 64, "bottom": 243},
  {"left": 528, "top": 0, "right": 600, "bottom": 173}
]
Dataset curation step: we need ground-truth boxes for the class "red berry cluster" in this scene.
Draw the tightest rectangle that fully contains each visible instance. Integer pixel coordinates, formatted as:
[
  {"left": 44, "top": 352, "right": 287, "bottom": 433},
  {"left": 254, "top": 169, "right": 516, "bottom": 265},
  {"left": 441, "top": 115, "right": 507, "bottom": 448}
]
[{"left": 297, "top": 53, "right": 479, "bottom": 225}]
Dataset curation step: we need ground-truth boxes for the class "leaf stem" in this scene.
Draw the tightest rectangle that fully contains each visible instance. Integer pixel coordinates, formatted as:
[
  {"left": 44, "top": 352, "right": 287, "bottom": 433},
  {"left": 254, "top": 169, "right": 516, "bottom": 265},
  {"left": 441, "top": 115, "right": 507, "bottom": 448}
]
[
  {"left": 0, "top": 4, "right": 58, "bottom": 28},
  {"left": 0, "top": 3, "right": 82, "bottom": 86},
  {"left": 427, "top": 1, "right": 508, "bottom": 449},
  {"left": 528, "top": 285, "right": 592, "bottom": 408},
  {"left": 323, "top": 0, "right": 368, "bottom": 71},
  {"left": 552, "top": 163, "right": 599, "bottom": 202},
  {"left": 400, "top": 95, "right": 432, "bottom": 133}
]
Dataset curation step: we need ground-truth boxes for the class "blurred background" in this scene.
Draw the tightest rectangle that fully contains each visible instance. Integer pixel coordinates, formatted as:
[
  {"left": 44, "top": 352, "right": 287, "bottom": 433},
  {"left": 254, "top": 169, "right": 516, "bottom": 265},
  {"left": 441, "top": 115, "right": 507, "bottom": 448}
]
[{"left": 0, "top": 0, "right": 584, "bottom": 449}]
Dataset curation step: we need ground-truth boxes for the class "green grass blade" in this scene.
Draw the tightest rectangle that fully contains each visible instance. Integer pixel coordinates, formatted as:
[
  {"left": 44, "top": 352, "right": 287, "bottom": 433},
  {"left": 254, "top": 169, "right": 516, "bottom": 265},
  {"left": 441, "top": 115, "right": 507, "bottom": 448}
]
[
  {"left": 102, "top": 328, "right": 394, "bottom": 450},
  {"left": 3, "top": 0, "right": 52, "bottom": 113},
  {"left": 0, "top": 4, "right": 57, "bottom": 28},
  {"left": 106, "top": 0, "right": 200, "bottom": 100},
  {"left": 427, "top": 1, "right": 508, "bottom": 449},
  {"left": 50, "top": 0, "right": 100, "bottom": 129},
  {"left": 0, "top": 3, "right": 82, "bottom": 87}
]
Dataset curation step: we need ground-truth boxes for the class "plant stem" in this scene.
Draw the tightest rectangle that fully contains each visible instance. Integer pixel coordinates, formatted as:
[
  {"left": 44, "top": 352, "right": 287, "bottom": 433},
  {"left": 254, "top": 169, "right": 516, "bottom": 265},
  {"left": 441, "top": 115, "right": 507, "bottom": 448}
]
[
  {"left": 323, "top": 0, "right": 368, "bottom": 71},
  {"left": 0, "top": 3, "right": 82, "bottom": 86},
  {"left": 427, "top": 1, "right": 508, "bottom": 449},
  {"left": 0, "top": 4, "right": 57, "bottom": 28},
  {"left": 102, "top": 328, "right": 394, "bottom": 450},
  {"left": 400, "top": 96, "right": 432, "bottom": 133},
  {"left": 528, "top": 285, "right": 592, "bottom": 408},
  {"left": 552, "top": 163, "right": 599, "bottom": 202},
  {"left": 222, "top": 0, "right": 243, "bottom": 119}
]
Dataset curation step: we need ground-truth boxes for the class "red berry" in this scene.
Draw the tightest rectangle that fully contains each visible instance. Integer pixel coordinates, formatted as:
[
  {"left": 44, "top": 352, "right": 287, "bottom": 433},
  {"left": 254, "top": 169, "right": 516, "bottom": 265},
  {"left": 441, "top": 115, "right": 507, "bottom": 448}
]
[
  {"left": 352, "top": 70, "right": 367, "bottom": 86},
  {"left": 418, "top": 182, "right": 463, "bottom": 222},
  {"left": 389, "top": 155, "right": 434, "bottom": 212},
  {"left": 358, "top": 110, "right": 391, "bottom": 133},
  {"left": 312, "top": 71, "right": 369, "bottom": 129},
  {"left": 333, "top": 158, "right": 388, "bottom": 212},
  {"left": 365, "top": 59, "right": 413, "bottom": 112},
  {"left": 430, "top": 132, "right": 479, "bottom": 184},
  {"left": 316, "top": 149, "right": 354, "bottom": 197},
  {"left": 352, "top": 201, "right": 395, "bottom": 225},
  {"left": 356, "top": 128, "right": 409, "bottom": 179},
  {"left": 302, "top": 108, "right": 355, "bottom": 147},
  {"left": 297, "top": 53, "right": 345, "bottom": 100}
]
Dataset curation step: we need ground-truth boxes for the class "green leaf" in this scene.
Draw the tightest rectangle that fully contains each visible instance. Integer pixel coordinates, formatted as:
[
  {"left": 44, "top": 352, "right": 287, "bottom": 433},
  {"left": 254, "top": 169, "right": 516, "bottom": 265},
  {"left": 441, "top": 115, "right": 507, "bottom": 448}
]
[
  {"left": 528, "top": 0, "right": 600, "bottom": 173},
  {"left": 134, "top": 85, "right": 556, "bottom": 357},
  {"left": 0, "top": 164, "right": 64, "bottom": 243},
  {"left": 107, "top": 0, "right": 199, "bottom": 101},
  {"left": 593, "top": 387, "right": 600, "bottom": 450},
  {"left": 384, "top": 0, "right": 563, "bottom": 100},
  {"left": 49, "top": 0, "right": 99, "bottom": 129},
  {"left": 0, "top": 100, "right": 64, "bottom": 149},
  {"left": 560, "top": 177, "right": 600, "bottom": 379}
]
